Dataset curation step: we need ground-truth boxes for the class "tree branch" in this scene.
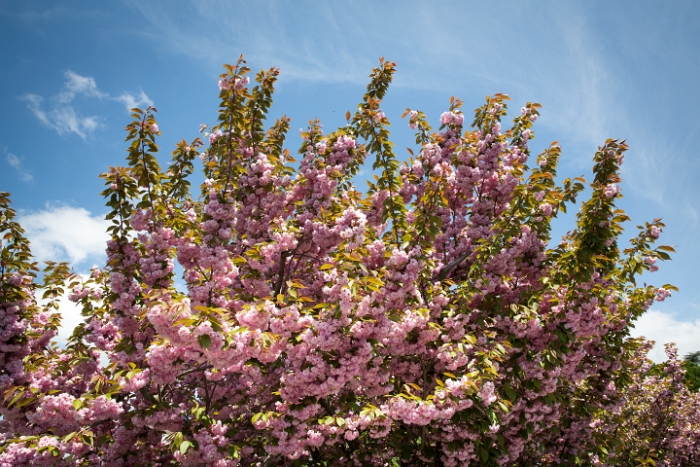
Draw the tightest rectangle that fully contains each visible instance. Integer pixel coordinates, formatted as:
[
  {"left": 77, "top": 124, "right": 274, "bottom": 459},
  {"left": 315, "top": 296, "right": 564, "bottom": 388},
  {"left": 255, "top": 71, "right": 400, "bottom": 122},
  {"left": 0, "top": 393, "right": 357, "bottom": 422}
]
[
  {"left": 273, "top": 251, "right": 290, "bottom": 297},
  {"left": 319, "top": 397, "right": 334, "bottom": 416},
  {"left": 178, "top": 364, "right": 213, "bottom": 379},
  {"left": 436, "top": 251, "right": 470, "bottom": 281}
]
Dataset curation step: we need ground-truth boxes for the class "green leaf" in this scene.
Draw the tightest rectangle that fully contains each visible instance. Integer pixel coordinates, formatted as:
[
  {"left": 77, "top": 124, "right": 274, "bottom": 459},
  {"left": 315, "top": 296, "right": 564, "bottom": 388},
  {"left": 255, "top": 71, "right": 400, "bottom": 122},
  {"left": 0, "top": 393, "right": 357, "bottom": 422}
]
[
  {"left": 198, "top": 334, "right": 211, "bottom": 349},
  {"left": 180, "top": 440, "right": 192, "bottom": 455},
  {"left": 7, "top": 389, "right": 25, "bottom": 407}
]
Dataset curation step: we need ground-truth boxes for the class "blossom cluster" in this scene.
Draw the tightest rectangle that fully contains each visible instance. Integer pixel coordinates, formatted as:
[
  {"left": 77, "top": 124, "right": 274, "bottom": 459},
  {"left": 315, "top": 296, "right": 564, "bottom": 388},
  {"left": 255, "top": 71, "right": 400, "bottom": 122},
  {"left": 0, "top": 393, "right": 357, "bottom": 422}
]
[{"left": 0, "top": 59, "right": 693, "bottom": 467}]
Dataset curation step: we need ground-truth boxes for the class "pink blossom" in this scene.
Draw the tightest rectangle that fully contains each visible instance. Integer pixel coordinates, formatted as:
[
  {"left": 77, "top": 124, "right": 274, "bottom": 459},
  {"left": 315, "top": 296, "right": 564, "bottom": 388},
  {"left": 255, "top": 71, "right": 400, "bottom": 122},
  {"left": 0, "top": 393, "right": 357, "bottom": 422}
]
[
  {"left": 218, "top": 78, "right": 231, "bottom": 91},
  {"left": 604, "top": 184, "right": 620, "bottom": 198},
  {"left": 0, "top": 59, "right": 686, "bottom": 467},
  {"left": 234, "top": 76, "right": 250, "bottom": 90},
  {"left": 209, "top": 129, "right": 222, "bottom": 144},
  {"left": 478, "top": 381, "right": 497, "bottom": 406}
]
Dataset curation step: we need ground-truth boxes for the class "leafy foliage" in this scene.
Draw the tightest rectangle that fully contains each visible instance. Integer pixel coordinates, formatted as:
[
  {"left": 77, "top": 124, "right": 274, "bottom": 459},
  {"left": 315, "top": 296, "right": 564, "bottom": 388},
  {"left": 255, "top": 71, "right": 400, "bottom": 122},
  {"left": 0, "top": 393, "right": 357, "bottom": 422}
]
[
  {"left": 1, "top": 57, "right": 698, "bottom": 466},
  {"left": 683, "top": 351, "right": 700, "bottom": 392}
]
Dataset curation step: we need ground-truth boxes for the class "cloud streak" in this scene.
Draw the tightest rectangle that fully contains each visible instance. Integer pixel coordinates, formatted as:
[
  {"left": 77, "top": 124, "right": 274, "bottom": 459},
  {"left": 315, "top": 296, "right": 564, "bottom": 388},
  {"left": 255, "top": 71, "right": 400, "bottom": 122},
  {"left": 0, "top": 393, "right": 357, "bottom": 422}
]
[
  {"left": 57, "top": 70, "right": 107, "bottom": 103},
  {"left": 123, "top": 2, "right": 620, "bottom": 157},
  {"left": 114, "top": 90, "right": 153, "bottom": 112},
  {"left": 3, "top": 147, "right": 33, "bottom": 181},
  {"left": 22, "top": 92, "right": 100, "bottom": 139},
  {"left": 22, "top": 70, "right": 153, "bottom": 139}
]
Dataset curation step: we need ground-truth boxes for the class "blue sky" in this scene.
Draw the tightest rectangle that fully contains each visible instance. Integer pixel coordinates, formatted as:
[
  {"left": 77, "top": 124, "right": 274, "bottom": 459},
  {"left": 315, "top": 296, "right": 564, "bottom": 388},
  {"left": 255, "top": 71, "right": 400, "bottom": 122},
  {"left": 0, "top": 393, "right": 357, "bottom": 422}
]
[{"left": 1, "top": 0, "right": 699, "bottom": 361}]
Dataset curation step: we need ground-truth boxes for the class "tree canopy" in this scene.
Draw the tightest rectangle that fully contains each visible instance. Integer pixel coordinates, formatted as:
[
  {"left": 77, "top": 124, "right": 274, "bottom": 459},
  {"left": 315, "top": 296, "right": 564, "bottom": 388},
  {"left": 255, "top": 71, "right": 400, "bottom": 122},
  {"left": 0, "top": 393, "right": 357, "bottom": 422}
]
[{"left": 1, "top": 57, "right": 698, "bottom": 467}]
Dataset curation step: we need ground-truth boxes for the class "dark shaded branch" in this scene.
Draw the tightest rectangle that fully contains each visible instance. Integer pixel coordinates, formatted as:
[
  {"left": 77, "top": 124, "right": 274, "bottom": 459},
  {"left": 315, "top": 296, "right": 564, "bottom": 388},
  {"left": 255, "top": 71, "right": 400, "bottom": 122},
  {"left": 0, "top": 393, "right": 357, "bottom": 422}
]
[
  {"left": 436, "top": 251, "right": 470, "bottom": 280},
  {"left": 273, "top": 251, "right": 289, "bottom": 297},
  {"left": 319, "top": 397, "right": 334, "bottom": 416},
  {"left": 179, "top": 364, "right": 213, "bottom": 379}
]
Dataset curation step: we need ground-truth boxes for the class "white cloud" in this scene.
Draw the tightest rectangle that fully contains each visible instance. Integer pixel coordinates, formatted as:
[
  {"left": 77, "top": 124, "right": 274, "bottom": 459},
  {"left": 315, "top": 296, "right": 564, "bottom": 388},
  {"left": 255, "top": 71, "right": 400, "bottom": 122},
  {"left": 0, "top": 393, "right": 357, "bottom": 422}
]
[
  {"left": 22, "top": 91, "right": 101, "bottom": 139},
  {"left": 18, "top": 204, "right": 109, "bottom": 266},
  {"left": 114, "top": 90, "right": 154, "bottom": 112},
  {"left": 630, "top": 309, "right": 700, "bottom": 362},
  {"left": 22, "top": 93, "right": 52, "bottom": 127},
  {"left": 3, "top": 147, "right": 32, "bottom": 181},
  {"left": 47, "top": 287, "right": 86, "bottom": 345},
  {"left": 35, "top": 273, "right": 92, "bottom": 346},
  {"left": 22, "top": 70, "right": 152, "bottom": 138},
  {"left": 56, "top": 70, "right": 107, "bottom": 104}
]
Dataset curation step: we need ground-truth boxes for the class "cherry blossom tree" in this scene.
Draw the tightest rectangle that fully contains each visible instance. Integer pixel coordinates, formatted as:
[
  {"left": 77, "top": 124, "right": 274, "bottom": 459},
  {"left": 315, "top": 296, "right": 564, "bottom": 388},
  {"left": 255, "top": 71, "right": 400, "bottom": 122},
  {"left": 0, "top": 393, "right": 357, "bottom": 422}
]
[
  {"left": 1, "top": 56, "right": 697, "bottom": 466},
  {"left": 590, "top": 343, "right": 700, "bottom": 467}
]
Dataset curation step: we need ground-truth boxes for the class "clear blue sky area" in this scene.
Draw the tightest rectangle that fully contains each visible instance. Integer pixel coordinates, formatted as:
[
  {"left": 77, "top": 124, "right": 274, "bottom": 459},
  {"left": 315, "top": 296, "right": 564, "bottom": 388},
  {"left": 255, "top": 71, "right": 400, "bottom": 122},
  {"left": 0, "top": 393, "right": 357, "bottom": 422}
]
[{"left": 1, "top": 1, "right": 698, "bottom": 361}]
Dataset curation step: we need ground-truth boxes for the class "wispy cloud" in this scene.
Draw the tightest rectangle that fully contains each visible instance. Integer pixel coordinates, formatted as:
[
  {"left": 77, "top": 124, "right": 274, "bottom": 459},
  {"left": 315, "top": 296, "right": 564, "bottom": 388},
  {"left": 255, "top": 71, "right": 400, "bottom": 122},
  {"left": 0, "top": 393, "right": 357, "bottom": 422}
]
[
  {"left": 57, "top": 70, "right": 107, "bottom": 104},
  {"left": 631, "top": 309, "right": 700, "bottom": 362},
  {"left": 22, "top": 70, "right": 153, "bottom": 139},
  {"left": 18, "top": 204, "right": 109, "bottom": 266},
  {"left": 3, "top": 146, "right": 33, "bottom": 181},
  {"left": 124, "top": 2, "right": 616, "bottom": 152},
  {"left": 114, "top": 90, "right": 153, "bottom": 112},
  {"left": 122, "top": 1, "right": 700, "bottom": 239},
  {"left": 22, "top": 92, "right": 100, "bottom": 139},
  {"left": 123, "top": 1, "right": 377, "bottom": 85},
  {"left": 2, "top": 4, "right": 66, "bottom": 25}
]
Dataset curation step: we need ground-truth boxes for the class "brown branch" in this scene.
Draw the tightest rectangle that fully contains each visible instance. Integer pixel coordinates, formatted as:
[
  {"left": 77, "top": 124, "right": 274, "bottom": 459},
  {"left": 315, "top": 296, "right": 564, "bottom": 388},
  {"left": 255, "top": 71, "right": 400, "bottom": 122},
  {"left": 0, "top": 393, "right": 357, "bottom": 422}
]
[
  {"left": 436, "top": 251, "right": 470, "bottom": 281},
  {"left": 319, "top": 397, "right": 334, "bottom": 416},
  {"left": 178, "top": 364, "right": 213, "bottom": 379},
  {"left": 273, "top": 251, "right": 289, "bottom": 297}
]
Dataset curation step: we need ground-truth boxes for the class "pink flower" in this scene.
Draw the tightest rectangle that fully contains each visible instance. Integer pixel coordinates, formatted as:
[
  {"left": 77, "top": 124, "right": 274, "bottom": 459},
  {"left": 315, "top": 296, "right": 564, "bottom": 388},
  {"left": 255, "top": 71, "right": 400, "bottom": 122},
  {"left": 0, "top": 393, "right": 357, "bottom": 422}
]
[
  {"left": 218, "top": 78, "right": 231, "bottom": 91},
  {"left": 234, "top": 76, "right": 250, "bottom": 90},
  {"left": 604, "top": 184, "right": 619, "bottom": 199},
  {"left": 149, "top": 123, "right": 159, "bottom": 133},
  {"left": 209, "top": 129, "right": 222, "bottom": 144},
  {"left": 478, "top": 382, "right": 497, "bottom": 406},
  {"left": 655, "top": 288, "right": 671, "bottom": 301},
  {"left": 440, "top": 111, "right": 464, "bottom": 126}
]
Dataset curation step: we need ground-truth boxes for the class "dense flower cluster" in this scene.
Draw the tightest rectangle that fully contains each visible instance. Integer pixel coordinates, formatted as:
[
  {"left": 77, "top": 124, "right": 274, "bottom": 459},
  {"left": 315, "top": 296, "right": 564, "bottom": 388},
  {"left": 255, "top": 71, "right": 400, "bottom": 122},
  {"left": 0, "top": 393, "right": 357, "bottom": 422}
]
[
  {"left": 588, "top": 343, "right": 700, "bottom": 466},
  {"left": 1, "top": 57, "right": 696, "bottom": 466}
]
